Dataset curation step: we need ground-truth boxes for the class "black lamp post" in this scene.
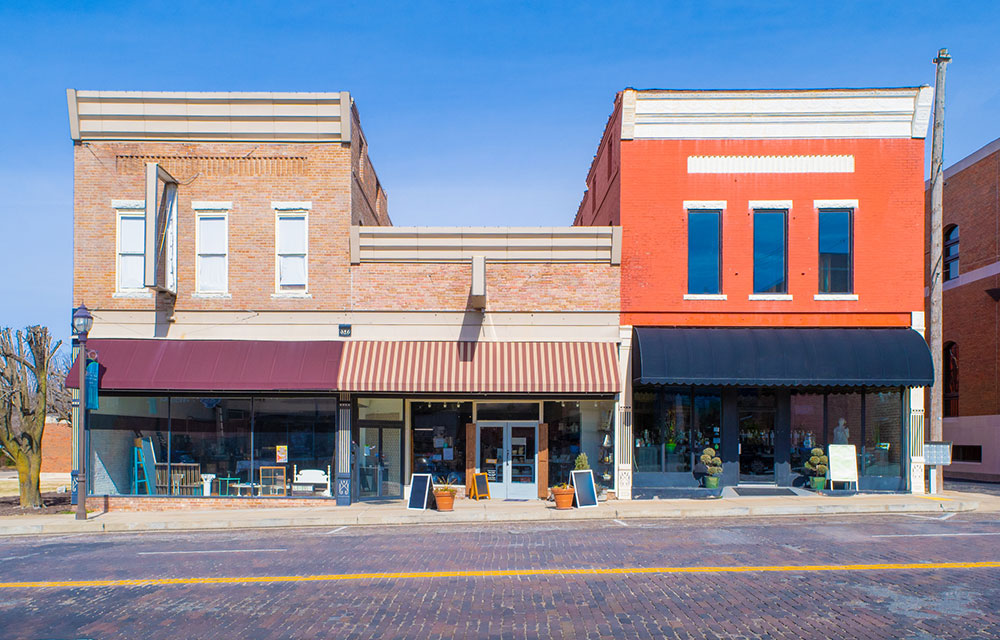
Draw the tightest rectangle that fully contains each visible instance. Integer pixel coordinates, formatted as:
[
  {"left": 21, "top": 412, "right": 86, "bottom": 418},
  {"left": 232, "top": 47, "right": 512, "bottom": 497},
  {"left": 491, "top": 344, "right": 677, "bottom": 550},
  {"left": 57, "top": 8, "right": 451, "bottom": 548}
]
[{"left": 72, "top": 304, "right": 93, "bottom": 520}]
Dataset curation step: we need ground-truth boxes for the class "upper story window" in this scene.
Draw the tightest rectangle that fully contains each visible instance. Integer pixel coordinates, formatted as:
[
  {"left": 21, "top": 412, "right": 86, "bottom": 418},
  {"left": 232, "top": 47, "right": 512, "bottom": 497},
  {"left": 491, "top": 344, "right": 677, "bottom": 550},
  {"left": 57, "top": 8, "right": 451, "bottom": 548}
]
[
  {"left": 944, "top": 225, "right": 959, "bottom": 282},
  {"left": 195, "top": 205, "right": 229, "bottom": 294},
  {"left": 753, "top": 209, "right": 787, "bottom": 294},
  {"left": 274, "top": 203, "right": 310, "bottom": 294},
  {"left": 116, "top": 206, "right": 146, "bottom": 292},
  {"left": 687, "top": 210, "right": 722, "bottom": 295},
  {"left": 944, "top": 341, "right": 959, "bottom": 417},
  {"left": 818, "top": 209, "right": 853, "bottom": 293}
]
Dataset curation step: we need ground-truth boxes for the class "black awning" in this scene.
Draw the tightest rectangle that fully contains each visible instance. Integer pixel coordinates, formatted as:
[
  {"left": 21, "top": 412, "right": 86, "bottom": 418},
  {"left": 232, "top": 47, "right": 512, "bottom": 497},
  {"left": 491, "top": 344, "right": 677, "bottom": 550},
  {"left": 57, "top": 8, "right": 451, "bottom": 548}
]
[{"left": 633, "top": 327, "right": 934, "bottom": 388}]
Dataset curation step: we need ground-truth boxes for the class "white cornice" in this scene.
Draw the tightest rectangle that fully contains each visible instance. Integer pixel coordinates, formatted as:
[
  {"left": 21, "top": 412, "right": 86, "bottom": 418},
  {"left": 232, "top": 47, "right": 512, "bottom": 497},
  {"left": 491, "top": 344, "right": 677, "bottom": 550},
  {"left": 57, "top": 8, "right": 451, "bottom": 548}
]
[{"left": 623, "top": 87, "right": 932, "bottom": 140}]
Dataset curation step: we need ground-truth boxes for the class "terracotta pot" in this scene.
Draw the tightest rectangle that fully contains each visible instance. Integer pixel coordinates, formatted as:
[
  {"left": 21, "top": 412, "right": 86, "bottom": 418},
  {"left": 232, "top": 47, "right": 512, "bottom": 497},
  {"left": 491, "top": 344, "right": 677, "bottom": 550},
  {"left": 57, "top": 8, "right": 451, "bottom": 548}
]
[
  {"left": 433, "top": 491, "right": 455, "bottom": 511},
  {"left": 552, "top": 486, "right": 575, "bottom": 510}
]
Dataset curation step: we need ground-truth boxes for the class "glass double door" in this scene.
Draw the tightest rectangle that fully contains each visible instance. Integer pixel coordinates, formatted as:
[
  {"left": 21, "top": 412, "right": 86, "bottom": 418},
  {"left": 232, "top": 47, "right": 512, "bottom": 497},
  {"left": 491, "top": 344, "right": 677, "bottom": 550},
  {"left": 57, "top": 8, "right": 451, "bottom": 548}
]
[
  {"left": 476, "top": 421, "right": 538, "bottom": 500},
  {"left": 357, "top": 424, "right": 402, "bottom": 500}
]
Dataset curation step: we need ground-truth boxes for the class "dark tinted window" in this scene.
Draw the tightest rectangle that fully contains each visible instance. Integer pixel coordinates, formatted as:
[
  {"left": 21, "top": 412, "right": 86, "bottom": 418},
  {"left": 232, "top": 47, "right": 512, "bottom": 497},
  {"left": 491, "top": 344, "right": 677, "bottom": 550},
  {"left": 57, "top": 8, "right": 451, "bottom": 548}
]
[
  {"left": 688, "top": 211, "right": 721, "bottom": 294},
  {"left": 944, "top": 225, "right": 959, "bottom": 282},
  {"left": 819, "top": 209, "right": 853, "bottom": 293},
  {"left": 753, "top": 210, "right": 787, "bottom": 294},
  {"left": 953, "top": 445, "right": 981, "bottom": 463}
]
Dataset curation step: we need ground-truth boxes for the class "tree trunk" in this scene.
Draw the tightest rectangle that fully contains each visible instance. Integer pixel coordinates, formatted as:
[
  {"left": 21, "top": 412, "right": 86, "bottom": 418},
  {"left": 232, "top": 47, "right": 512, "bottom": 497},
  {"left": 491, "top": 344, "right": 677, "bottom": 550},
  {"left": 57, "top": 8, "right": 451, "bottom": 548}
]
[{"left": 14, "top": 449, "right": 43, "bottom": 508}]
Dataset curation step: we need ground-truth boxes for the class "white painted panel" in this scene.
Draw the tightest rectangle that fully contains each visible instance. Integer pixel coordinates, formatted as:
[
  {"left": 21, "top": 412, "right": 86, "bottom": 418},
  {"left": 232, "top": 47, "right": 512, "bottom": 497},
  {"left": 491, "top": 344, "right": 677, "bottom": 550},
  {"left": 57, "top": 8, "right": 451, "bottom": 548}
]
[{"left": 688, "top": 155, "right": 854, "bottom": 173}]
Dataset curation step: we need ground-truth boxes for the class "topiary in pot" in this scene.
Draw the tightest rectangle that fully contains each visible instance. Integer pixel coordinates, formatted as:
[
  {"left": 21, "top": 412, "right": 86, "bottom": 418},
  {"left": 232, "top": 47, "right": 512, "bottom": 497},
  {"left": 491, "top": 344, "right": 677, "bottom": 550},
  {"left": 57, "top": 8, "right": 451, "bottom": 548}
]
[
  {"left": 700, "top": 447, "right": 723, "bottom": 488},
  {"left": 804, "top": 447, "right": 829, "bottom": 491},
  {"left": 574, "top": 453, "right": 590, "bottom": 471}
]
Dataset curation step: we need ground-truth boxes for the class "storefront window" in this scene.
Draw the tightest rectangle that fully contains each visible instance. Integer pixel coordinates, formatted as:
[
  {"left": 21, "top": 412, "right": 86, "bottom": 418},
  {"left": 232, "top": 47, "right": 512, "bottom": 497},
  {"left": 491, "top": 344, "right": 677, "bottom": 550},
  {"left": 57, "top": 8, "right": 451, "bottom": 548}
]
[
  {"left": 738, "top": 390, "right": 777, "bottom": 482},
  {"left": 411, "top": 401, "right": 471, "bottom": 483},
  {"left": 545, "top": 401, "right": 615, "bottom": 487},
  {"left": 90, "top": 396, "right": 169, "bottom": 496},
  {"left": 253, "top": 398, "right": 337, "bottom": 490},
  {"left": 692, "top": 392, "right": 721, "bottom": 454},
  {"left": 357, "top": 398, "right": 403, "bottom": 422},
  {"left": 790, "top": 392, "right": 825, "bottom": 479},
  {"left": 827, "top": 391, "right": 863, "bottom": 476},
  {"left": 169, "top": 398, "right": 252, "bottom": 496},
  {"left": 864, "top": 389, "right": 902, "bottom": 477}
]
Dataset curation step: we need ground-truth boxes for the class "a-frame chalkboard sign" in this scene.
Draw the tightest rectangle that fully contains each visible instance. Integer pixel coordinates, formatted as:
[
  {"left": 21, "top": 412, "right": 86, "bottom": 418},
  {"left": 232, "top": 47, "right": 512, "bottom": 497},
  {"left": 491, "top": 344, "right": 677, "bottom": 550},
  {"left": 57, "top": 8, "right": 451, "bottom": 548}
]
[{"left": 468, "top": 472, "right": 490, "bottom": 500}]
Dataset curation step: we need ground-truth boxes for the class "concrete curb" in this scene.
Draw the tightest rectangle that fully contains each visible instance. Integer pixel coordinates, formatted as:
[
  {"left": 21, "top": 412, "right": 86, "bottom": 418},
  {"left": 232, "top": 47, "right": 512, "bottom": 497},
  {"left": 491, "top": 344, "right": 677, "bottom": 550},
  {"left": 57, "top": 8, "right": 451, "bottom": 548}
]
[{"left": 0, "top": 497, "right": 979, "bottom": 537}]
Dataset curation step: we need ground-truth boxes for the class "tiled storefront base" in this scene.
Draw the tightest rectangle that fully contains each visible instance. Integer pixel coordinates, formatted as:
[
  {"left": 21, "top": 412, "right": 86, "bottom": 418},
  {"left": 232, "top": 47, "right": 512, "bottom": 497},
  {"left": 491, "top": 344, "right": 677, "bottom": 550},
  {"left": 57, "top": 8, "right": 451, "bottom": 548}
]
[{"left": 86, "top": 496, "right": 340, "bottom": 512}]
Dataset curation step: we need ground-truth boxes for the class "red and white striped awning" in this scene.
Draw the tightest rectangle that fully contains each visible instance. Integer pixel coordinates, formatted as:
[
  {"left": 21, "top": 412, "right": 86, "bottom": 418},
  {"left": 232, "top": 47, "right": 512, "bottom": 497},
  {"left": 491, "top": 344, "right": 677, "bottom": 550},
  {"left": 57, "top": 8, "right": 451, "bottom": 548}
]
[{"left": 337, "top": 341, "right": 620, "bottom": 394}]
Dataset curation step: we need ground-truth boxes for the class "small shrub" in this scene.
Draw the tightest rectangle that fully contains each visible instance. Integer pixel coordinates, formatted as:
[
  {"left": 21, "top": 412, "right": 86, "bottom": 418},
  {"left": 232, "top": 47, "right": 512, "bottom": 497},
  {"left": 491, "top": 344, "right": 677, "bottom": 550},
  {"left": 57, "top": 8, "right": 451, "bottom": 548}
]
[
  {"left": 574, "top": 453, "right": 590, "bottom": 470},
  {"left": 700, "top": 447, "right": 723, "bottom": 477},
  {"left": 804, "top": 447, "right": 829, "bottom": 477}
]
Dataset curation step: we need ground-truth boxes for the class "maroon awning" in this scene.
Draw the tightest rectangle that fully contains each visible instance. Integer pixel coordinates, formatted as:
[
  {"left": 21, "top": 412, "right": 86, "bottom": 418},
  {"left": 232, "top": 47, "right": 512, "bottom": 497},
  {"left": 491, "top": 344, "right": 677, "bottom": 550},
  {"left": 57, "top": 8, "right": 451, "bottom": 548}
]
[{"left": 66, "top": 339, "right": 344, "bottom": 392}]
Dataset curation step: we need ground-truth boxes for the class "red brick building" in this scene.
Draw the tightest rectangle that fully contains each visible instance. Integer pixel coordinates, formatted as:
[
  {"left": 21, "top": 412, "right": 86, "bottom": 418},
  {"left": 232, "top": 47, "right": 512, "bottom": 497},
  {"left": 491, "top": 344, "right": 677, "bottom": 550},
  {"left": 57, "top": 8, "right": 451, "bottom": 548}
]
[
  {"left": 577, "top": 88, "right": 935, "bottom": 495},
  {"left": 67, "top": 90, "right": 621, "bottom": 509},
  {"left": 927, "top": 136, "right": 1000, "bottom": 481}
]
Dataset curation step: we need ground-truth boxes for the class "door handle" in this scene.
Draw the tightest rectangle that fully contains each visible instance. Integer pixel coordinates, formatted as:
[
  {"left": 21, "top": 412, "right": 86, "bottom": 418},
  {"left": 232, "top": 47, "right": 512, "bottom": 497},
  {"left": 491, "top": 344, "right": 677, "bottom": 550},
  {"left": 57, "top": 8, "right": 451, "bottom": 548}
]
[{"left": 738, "top": 443, "right": 742, "bottom": 454}]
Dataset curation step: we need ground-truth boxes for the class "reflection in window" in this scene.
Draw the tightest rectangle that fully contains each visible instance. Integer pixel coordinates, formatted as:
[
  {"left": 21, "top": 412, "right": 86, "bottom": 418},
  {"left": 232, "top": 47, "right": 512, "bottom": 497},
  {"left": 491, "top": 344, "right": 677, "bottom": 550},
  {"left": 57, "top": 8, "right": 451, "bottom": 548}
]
[
  {"left": 411, "top": 402, "right": 471, "bottom": 484},
  {"left": 791, "top": 393, "right": 825, "bottom": 476},
  {"left": 632, "top": 388, "right": 720, "bottom": 476},
  {"left": 753, "top": 210, "right": 787, "bottom": 293},
  {"left": 545, "top": 401, "right": 616, "bottom": 486},
  {"left": 818, "top": 209, "right": 853, "bottom": 293},
  {"left": 90, "top": 396, "right": 168, "bottom": 496},
  {"left": 688, "top": 210, "right": 722, "bottom": 294},
  {"left": 944, "top": 225, "right": 959, "bottom": 282},
  {"left": 170, "top": 398, "right": 251, "bottom": 495},
  {"left": 864, "top": 390, "right": 902, "bottom": 477},
  {"left": 944, "top": 342, "right": 959, "bottom": 417}
]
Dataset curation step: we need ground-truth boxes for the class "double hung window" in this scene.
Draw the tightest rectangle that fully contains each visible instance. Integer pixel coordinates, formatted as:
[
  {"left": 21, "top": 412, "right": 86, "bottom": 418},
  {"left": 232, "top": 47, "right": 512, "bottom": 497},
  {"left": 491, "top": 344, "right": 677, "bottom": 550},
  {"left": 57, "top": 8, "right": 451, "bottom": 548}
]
[
  {"left": 944, "top": 225, "right": 959, "bottom": 282},
  {"left": 818, "top": 208, "right": 853, "bottom": 293},
  {"left": 276, "top": 211, "right": 308, "bottom": 293},
  {"left": 753, "top": 210, "right": 787, "bottom": 294},
  {"left": 117, "top": 210, "right": 146, "bottom": 292},
  {"left": 687, "top": 210, "right": 722, "bottom": 295},
  {"left": 196, "top": 211, "right": 228, "bottom": 294}
]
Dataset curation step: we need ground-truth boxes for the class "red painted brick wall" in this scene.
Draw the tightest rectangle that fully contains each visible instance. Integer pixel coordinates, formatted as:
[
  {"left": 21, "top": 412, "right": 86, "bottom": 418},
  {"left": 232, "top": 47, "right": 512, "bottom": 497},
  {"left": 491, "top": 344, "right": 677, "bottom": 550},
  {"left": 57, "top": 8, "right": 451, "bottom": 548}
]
[
  {"left": 575, "top": 94, "right": 622, "bottom": 227},
  {"left": 41, "top": 420, "right": 72, "bottom": 473},
  {"left": 617, "top": 138, "right": 925, "bottom": 327}
]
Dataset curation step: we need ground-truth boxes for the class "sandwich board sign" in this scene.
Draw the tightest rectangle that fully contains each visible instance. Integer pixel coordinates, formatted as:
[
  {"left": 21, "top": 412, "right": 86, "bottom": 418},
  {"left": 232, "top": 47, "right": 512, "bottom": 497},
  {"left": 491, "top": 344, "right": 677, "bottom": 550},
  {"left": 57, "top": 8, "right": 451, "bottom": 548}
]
[
  {"left": 570, "top": 470, "right": 598, "bottom": 508},
  {"left": 408, "top": 474, "right": 433, "bottom": 511},
  {"left": 469, "top": 472, "right": 490, "bottom": 500},
  {"left": 827, "top": 444, "right": 859, "bottom": 490}
]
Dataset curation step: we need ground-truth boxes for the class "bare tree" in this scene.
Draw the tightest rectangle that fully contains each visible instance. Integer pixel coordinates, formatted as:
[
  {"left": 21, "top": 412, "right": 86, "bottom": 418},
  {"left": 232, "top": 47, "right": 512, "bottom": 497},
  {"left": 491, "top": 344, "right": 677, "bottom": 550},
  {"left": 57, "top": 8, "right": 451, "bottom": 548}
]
[{"left": 0, "top": 326, "right": 63, "bottom": 508}]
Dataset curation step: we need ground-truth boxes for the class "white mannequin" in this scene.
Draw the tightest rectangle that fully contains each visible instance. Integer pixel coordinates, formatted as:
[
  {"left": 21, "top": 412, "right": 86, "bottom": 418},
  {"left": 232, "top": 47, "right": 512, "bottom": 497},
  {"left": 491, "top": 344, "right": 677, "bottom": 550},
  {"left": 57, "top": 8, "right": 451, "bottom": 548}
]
[{"left": 833, "top": 418, "right": 850, "bottom": 444}]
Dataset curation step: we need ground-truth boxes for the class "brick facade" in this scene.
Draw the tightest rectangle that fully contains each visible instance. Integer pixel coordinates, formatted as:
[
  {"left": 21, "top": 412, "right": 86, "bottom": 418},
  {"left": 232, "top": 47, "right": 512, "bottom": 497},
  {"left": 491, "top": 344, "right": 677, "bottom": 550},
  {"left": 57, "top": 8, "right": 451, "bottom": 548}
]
[
  {"left": 41, "top": 419, "right": 72, "bottom": 473},
  {"left": 926, "top": 138, "right": 1000, "bottom": 480}
]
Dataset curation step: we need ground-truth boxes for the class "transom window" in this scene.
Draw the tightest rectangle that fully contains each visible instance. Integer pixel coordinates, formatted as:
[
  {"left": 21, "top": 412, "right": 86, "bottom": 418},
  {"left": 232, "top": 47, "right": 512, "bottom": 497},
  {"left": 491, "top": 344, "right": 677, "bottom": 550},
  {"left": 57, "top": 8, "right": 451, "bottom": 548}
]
[
  {"left": 753, "top": 209, "right": 787, "bottom": 294},
  {"left": 944, "top": 225, "right": 959, "bottom": 282},
  {"left": 818, "top": 208, "right": 853, "bottom": 293}
]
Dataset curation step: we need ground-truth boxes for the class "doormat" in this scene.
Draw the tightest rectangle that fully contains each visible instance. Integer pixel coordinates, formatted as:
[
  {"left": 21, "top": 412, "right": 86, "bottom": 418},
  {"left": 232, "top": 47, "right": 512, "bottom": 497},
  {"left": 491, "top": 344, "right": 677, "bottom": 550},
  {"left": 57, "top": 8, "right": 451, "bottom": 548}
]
[
  {"left": 733, "top": 487, "right": 797, "bottom": 497},
  {"left": 504, "top": 499, "right": 530, "bottom": 502}
]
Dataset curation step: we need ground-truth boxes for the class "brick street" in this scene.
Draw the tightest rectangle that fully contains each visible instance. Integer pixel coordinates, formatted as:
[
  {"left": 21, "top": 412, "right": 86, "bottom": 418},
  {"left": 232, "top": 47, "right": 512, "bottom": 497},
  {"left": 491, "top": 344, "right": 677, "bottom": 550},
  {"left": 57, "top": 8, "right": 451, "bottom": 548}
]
[{"left": 1, "top": 513, "right": 999, "bottom": 639}]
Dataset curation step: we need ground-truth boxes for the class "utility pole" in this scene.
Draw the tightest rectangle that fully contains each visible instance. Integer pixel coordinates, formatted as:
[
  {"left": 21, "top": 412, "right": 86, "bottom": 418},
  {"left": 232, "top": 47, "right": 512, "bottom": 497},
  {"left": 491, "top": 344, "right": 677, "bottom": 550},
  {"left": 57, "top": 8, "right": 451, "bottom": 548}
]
[{"left": 928, "top": 48, "right": 951, "bottom": 493}]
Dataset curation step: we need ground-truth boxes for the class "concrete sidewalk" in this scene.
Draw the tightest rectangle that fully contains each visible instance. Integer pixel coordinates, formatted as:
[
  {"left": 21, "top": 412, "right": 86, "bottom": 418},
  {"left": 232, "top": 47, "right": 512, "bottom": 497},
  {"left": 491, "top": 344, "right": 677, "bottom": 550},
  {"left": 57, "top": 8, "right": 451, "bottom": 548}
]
[{"left": 2, "top": 490, "right": 996, "bottom": 537}]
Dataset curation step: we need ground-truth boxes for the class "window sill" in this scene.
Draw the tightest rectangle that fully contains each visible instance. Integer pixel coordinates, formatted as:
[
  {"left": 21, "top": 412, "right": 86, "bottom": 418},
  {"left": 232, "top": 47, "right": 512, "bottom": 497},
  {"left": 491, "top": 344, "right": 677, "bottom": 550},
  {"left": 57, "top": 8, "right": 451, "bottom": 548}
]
[
  {"left": 113, "top": 291, "right": 153, "bottom": 299},
  {"left": 271, "top": 292, "right": 313, "bottom": 299},
  {"left": 193, "top": 292, "right": 232, "bottom": 299},
  {"left": 684, "top": 294, "right": 727, "bottom": 301},
  {"left": 814, "top": 293, "right": 858, "bottom": 301},
  {"left": 748, "top": 294, "right": 793, "bottom": 301}
]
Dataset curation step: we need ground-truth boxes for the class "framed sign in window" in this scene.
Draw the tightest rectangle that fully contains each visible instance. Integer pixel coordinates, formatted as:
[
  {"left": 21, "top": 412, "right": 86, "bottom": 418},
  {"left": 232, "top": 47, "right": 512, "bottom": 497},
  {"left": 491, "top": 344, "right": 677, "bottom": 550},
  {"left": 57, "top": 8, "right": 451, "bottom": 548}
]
[
  {"left": 408, "top": 474, "right": 432, "bottom": 511},
  {"left": 570, "top": 470, "right": 598, "bottom": 508}
]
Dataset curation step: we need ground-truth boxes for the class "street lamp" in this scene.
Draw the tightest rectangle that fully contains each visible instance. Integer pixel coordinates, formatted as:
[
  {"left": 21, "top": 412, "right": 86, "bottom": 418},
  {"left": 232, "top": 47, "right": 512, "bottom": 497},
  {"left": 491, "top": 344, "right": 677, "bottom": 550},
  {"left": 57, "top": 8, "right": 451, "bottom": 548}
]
[{"left": 72, "top": 304, "right": 93, "bottom": 520}]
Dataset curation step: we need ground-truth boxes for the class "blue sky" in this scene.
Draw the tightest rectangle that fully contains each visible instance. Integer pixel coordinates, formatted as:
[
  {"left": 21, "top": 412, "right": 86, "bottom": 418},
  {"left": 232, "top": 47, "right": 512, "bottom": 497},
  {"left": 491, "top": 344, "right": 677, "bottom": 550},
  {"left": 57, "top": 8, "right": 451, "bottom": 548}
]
[{"left": 1, "top": 1, "right": 998, "bottom": 345}]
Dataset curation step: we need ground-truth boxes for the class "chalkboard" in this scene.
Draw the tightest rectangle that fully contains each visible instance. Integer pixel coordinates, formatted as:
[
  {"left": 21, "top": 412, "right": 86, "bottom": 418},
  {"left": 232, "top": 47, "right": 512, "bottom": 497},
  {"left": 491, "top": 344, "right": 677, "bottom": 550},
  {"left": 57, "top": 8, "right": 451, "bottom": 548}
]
[
  {"left": 827, "top": 444, "right": 859, "bottom": 488},
  {"left": 470, "top": 472, "right": 490, "bottom": 500},
  {"left": 570, "top": 470, "right": 598, "bottom": 508},
  {"left": 408, "top": 474, "right": 432, "bottom": 510}
]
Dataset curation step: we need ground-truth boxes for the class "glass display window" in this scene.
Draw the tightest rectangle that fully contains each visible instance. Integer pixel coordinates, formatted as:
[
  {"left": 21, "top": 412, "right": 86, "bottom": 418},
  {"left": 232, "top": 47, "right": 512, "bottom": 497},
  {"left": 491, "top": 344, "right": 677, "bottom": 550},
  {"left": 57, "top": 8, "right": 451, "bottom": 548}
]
[
  {"left": 864, "top": 389, "right": 903, "bottom": 477},
  {"left": 544, "top": 400, "right": 615, "bottom": 487},
  {"left": 410, "top": 401, "right": 472, "bottom": 484},
  {"left": 89, "top": 396, "right": 169, "bottom": 496},
  {"left": 169, "top": 397, "right": 251, "bottom": 496}
]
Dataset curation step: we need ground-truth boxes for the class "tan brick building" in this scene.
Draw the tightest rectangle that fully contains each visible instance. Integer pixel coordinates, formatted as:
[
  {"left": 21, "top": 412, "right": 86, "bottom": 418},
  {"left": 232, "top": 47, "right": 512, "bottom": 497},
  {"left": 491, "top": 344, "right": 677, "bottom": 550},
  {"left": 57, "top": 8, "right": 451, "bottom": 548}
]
[{"left": 67, "top": 90, "right": 622, "bottom": 509}]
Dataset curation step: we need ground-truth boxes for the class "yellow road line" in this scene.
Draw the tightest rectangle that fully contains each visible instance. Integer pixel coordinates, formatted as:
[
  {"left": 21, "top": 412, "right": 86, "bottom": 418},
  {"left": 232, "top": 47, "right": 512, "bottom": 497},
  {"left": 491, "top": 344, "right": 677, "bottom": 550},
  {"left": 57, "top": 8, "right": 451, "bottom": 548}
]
[{"left": 1, "top": 561, "right": 998, "bottom": 589}]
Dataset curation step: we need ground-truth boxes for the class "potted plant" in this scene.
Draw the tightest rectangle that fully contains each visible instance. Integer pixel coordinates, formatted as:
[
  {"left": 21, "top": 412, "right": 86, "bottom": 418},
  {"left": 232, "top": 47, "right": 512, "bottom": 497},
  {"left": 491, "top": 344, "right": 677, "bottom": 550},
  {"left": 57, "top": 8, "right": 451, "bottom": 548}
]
[
  {"left": 804, "top": 448, "right": 828, "bottom": 491},
  {"left": 700, "top": 447, "right": 723, "bottom": 488},
  {"left": 551, "top": 482, "right": 575, "bottom": 510},
  {"left": 665, "top": 420, "right": 678, "bottom": 453},
  {"left": 433, "top": 477, "right": 458, "bottom": 511},
  {"left": 574, "top": 452, "right": 590, "bottom": 471}
]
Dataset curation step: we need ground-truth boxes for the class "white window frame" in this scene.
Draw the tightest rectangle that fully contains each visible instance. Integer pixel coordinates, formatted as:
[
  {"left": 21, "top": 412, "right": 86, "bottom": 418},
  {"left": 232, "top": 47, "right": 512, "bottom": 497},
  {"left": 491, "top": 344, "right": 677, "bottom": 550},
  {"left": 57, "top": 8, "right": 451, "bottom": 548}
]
[
  {"left": 273, "top": 202, "right": 311, "bottom": 297},
  {"left": 113, "top": 200, "right": 151, "bottom": 297},
  {"left": 193, "top": 201, "right": 232, "bottom": 297}
]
